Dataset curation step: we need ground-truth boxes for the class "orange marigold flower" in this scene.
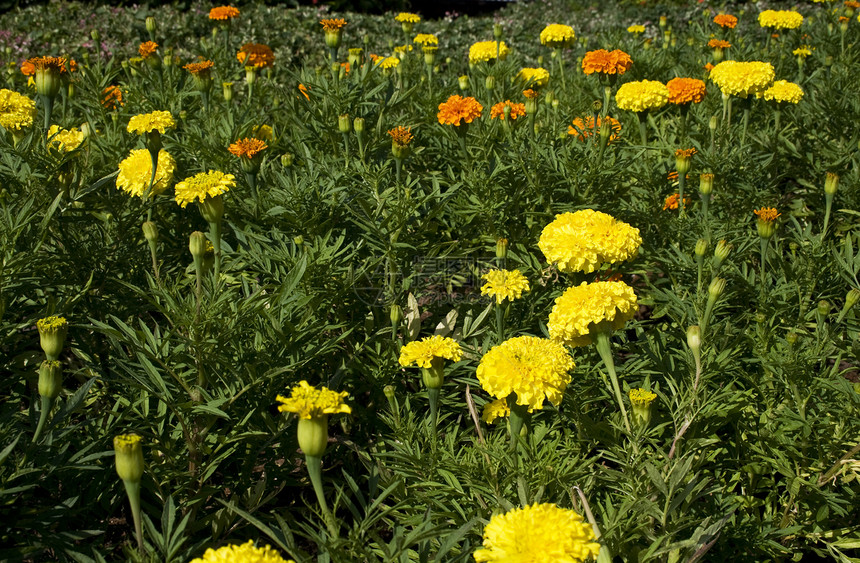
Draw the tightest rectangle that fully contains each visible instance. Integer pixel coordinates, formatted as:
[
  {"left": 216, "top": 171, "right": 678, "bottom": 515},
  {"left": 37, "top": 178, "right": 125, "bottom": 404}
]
[
  {"left": 340, "top": 61, "right": 350, "bottom": 74},
  {"left": 704, "top": 63, "right": 715, "bottom": 72},
  {"left": 568, "top": 115, "right": 622, "bottom": 142},
  {"left": 713, "top": 14, "right": 738, "bottom": 28},
  {"left": 754, "top": 207, "right": 780, "bottom": 222},
  {"left": 523, "top": 89, "right": 539, "bottom": 99},
  {"left": 229, "top": 137, "right": 268, "bottom": 159},
  {"left": 667, "top": 171, "right": 691, "bottom": 183},
  {"left": 102, "top": 85, "right": 124, "bottom": 109},
  {"left": 139, "top": 41, "right": 158, "bottom": 59},
  {"left": 298, "top": 83, "right": 310, "bottom": 101},
  {"left": 388, "top": 126, "right": 414, "bottom": 146},
  {"left": 839, "top": 16, "right": 849, "bottom": 23},
  {"left": 666, "top": 77, "right": 706, "bottom": 105},
  {"left": 708, "top": 39, "right": 731, "bottom": 49},
  {"left": 846, "top": 1, "right": 860, "bottom": 8},
  {"left": 675, "top": 148, "right": 697, "bottom": 159},
  {"left": 24, "top": 56, "right": 72, "bottom": 73},
  {"left": 490, "top": 100, "right": 527, "bottom": 120},
  {"left": 183, "top": 60, "right": 214, "bottom": 75},
  {"left": 20, "top": 60, "right": 35, "bottom": 76},
  {"left": 437, "top": 95, "right": 483, "bottom": 126},
  {"left": 209, "top": 6, "right": 240, "bottom": 20},
  {"left": 320, "top": 18, "right": 348, "bottom": 32},
  {"left": 663, "top": 193, "right": 691, "bottom": 210},
  {"left": 237, "top": 43, "right": 275, "bottom": 68},
  {"left": 581, "top": 49, "right": 633, "bottom": 76}
]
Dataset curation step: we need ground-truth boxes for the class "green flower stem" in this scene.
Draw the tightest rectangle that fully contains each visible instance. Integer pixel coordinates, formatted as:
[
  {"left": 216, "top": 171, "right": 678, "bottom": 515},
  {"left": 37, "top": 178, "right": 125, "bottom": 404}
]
[
  {"left": 147, "top": 237, "right": 160, "bottom": 281},
  {"left": 740, "top": 97, "right": 752, "bottom": 147},
  {"left": 556, "top": 48, "right": 566, "bottom": 89},
  {"left": 679, "top": 104, "right": 689, "bottom": 139},
  {"left": 305, "top": 454, "right": 339, "bottom": 537},
  {"left": 342, "top": 132, "right": 350, "bottom": 168},
  {"left": 31, "top": 395, "right": 55, "bottom": 444},
  {"left": 146, "top": 148, "right": 158, "bottom": 200},
  {"left": 122, "top": 479, "right": 144, "bottom": 553},
  {"left": 456, "top": 130, "right": 469, "bottom": 163},
  {"left": 494, "top": 301, "right": 506, "bottom": 343},
  {"left": 192, "top": 252, "right": 204, "bottom": 322},
  {"left": 394, "top": 157, "right": 402, "bottom": 186},
  {"left": 244, "top": 171, "right": 258, "bottom": 204},
  {"left": 774, "top": 106, "right": 781, "bottom": 132},
  {"left": 602, "top": 86, "right": 611, "bottom": 120},
  {"left": 209, "top": 220, "right": 222, "bottom": 287},
  {"left": 200, "top": 90, "right": 209, "bottom": 114},
  {"left": 678, "top": 170, "right": 686, "bottom": 216},
  {"left": 594, "top": 330, "right": 632, "bottom": 435},
  {"left": 507, "top": 395, "right": 529, "bottom": 453},
  {"left": 759, "top": 236, "right": 769, "bottom": 289},
  {"left": 41, "top": 95, "right": 54, "bottom": 131},
  {"left": 427, "top": 387, "right": 440, "bottom": 431},
  {"left": 696, "top": 254, "right": 704, "bottom": 296},
  {"left": 823, "top": 192, "right": 834, "bottom": 236},
  {"left": 636, "top": 112, "right": 648, "bottom": 147}
]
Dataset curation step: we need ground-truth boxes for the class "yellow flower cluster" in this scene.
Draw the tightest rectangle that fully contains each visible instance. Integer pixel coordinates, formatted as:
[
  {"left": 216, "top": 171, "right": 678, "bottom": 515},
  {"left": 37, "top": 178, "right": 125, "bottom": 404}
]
[
  {"left": 395, "top": 12, "right": 421, "bottom": 23},
  {"left": 539, "top": 24, "right": 575, "bottom": 47},
  {"left": 480, "top": 269, "right": 530, "bottom": 304},
  {"left": 47, "top": 125, "right": 84, "bottom": 152},
  {"left": 0, "top": 89, "right": 37, "bottom": 132},
  {"left": 538, "top": 210, "right": 642, "bottom": 274},
  {"left": 793, "top": 46, "right": 812, "bottom": 57},
  {"left": 709, "top": 61, "right": 774, "bottom": 97},
  {"left": 37, "top": 316, "right": 67, "bottom": 333},
  {"left": 476, "top": 336, "right": 575, "bottom": 411},
  {"left": 614, "top": 80, "right": 669, "bottom": 112},
  {"left": 629, "top": 388, "right": 657, "bottom": 406},
  {"left": 127, "top": 111, "right": 175, "bottom": 135},
  {"left": 627, "top": 24, "right": 645, "bottom": 33},
  {"left": 276, "top": 380, "right": 351, "bottom": 420},
  {"left": 481, "top": 398, "right": 510, "bottom": 424},
  {"left": 413, "top": 33, "right": 438, "bottom": 46},
  {"left": 117, "top": 149, "right": 176, "bottom": 198},
  {"left": 758, "top": 10, "right": 804, "bottom": 30},
  {"left": 517, "top": 67, "right": 550, "bottom": 88},
  {"left": 762, "top": 80, "right": 804, "bottom": 103},
  {"left": 189, "top": 540, "right": 296, "bottom": 563},
  {"left": 398, "top": 335, "right": 462, "bottom": 368},
  {"left": 474, "top": 503, "right": 600, "bottom": 563},
  {"left": 469, "top": 41, "right": 509, "bottom": 63},
  {"left": 174, "top": 170, "right": 235, "bottom": 208},
  {"left": 548, "top": 281, "right": 638, "bottom": 347},
  {"left": 377, "top": 56, "right": 400, "bottom": 69}
]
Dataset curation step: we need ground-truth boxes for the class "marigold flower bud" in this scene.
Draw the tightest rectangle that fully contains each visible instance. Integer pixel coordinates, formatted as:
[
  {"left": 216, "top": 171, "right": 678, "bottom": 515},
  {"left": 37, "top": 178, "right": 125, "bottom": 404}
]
[
  {"left": 708, "top": 277, "right": 726, "bottom": 299},
  {"left": 817, "top": 300, "right": 831, "bottom": 316},
  {"left": 825, "top": 172, "right": 839, "bottom": 195},
  {"left": 695, "top": 239, "right": 709, "bottom": 257},
  {"left": 38, "top": 360, "right": 62, "bottom": 400},
  {"left": 244, "top": 66, "right": 257, "bottom": 85},
  {"left": 281, "top": 153, "right": 294, "bottom": 167},
  {"left": 222, "top": 81, "right": 233, "bottom": 102},
  {"left": 337, "top": 114, "right": 351, "bottom": 133},
  {"left": 786, "top": 331, "right": 798, "bottom": 345},
  {"left": 293, "top": 234, "right": 304, "bottom": 245},
  {"left": 142, "top": 221, "right": 158, "bottom": 243},
  {"left": 297, "top": 416, "right": 329, "bottom": 457},
  {"left": 591, "top": 99, "right": 603, "bottom": 113},
  {"left": 91, "top": 29, "right": 100, "bottom": 42},
  {"left": 458, "top": 75, "right": 470, "bottom": 91},
  {"left": 629, "top": 388, "right": 657, "bottom": 428},
  {"left": 390, "top": 303, "right": 404, "bottom": 325},
  {"left": 699, "top": 173, "right": 714, "bottom": 195},
  {"left": 687, "top": 326, "right": 701, "bottom": 355},
  {"left": 709, "top": 116, "right": 718, "bottom": 132},
  {"left": 145, "top": 16, "right": 157, "bottom": 35},
  {"left": 713, "top": 240, "right": 732, "bottom": 271},
  {"left": 485, "top": 75, "right": 495, "bottom": 91},
  {"left": 599, "top": 119, "right": 611, "bottom": 143},
  {"left": 113, "top": 434, "right": 144, "bottom": 483},
  {"left": 189, "top": 231, "right": 207, "bottom": 258},
  {"left": 37, "top": 316, "right": 68, "bottom": 360},
  {"left": 353, "top": 117, "right": 365, "bottom": 133},
  {"left": 496, "top": 237, "right": 509, "bottom": 260},
  {"left": 494, "top": 24, "right": 503, "bottom": 39},
  {"left": 847, "top": 288, "right": 860, "bottom": 310},
  {"left": 659, "top": 15, "right": 668, "bottom": 28}
]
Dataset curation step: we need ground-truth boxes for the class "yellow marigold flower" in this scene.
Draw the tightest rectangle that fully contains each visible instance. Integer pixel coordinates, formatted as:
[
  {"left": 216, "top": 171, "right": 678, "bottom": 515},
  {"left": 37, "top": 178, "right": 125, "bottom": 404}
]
[
  {"left": 476, "top": 336, "right": 574, "bottom": 410},
  {"left": 190, "top": 540, "right": 295, "bottom": 563},
  {"left": 395, "top": 12, "right": 420, "bottom": 23},
  {"left": 793, "top": 46, "right": 813, "bottom": 57},
  {"left": 127, "top": 110, "right": 175, "bottom": 135},
  {"left": 437, "top": 94, "right": 483, "bottom": 126},
  {"left": 581, "top": 49, "right": 633, "bottom": 76},
  {"left": 490, "top": 100, "right": 526, "bottom": 120},
  {"left": 539, "top": 210, "right": 641, "bottom": 274},
  {"left": 229, "top": 138, "right": 267, "bottom": 159},
  {"left": 275, "top": 380, "right": 351, "bottom": 420},
  {"left": 548, "top": 280, "right": 638, "bottom": 347},
  {"left": 237, "top": 43, "right": 275, "bottom": 68},
  {"left": 174, "top": 170, "right": 235, "bottom": 208},
  {"left": 320, "top": 18, "right": 347, "bottom": 32},
  {"left": 481, "top": 269, "right": 530, "bottom": 304},
  {"left": 709, "top": 61, "right": 774, "bottom": 97},
  {"left": 481, "top": 398, "right": 510, "bottom": 424},
  {"left": 469, "top": 40, "right": 509, "bottom": 63},
  {"left": 388, "top": 125, "right": 414, "bottom": 146},
  {"left": 629, "top": 388, "right": 657, "bottom": 406},
  {"left": 516, "top": 67, "right": 550, "bottom": 88},
  {"left": 398, "top": 335, "right": 462, "bottom": 369},
  {"left": 539, "top": 24, "right": 575, "bottom": 48},
  {"left": 47, "top": 125, "right": 84, "bottom": 152},
  {"left": 762, "top": 80, "right": 804, "bottom": 103},
  {"left": 713, "top": 14, "right": 738, "bottom": 28},
  {"left": 208, "top": 6, "right": 240, "bottom": 20},
  {"left": 377, "top": 56, "right": 400, "bottom": 69},
  {"left": 101, "top": 85, "right": 124, "bottom": 110},
  {"left": 615, "top": 80, "right": 669, "bottom": 112},
  {"left": 474, "top": 503, "right": 600, "bottom": 563},
  {"left": 183, "top": 60, "right": 214, "bottom": 75},
  {"left": 0, "top": 88, "right": 37, "bottom": 132},
  {"left": 707, "top": 39, "right": 731, "bottom": 49},
  {"left": 413, "top": 33, "right": 438, "bottom": 46},
  {"left": 568, "top": 115, "right": 622, "bottom": 143},
  {"left": 394, "top": 44, "right": 413, "bottom": 55},
  {"left": 754, "top": 207, "right": 780, "bottom": 223},
  {"left": 759, "top": 10, "right": 804, "bottom": 30},
  {"left": 116, "top": 149, "right": 176, "bottom": 197},
  {"left": 138, "top": 41, "right": 158, "bottom": 59},
  {"left": 666, "top": 77, "right": 706, "bottom": 105},
  {"left": 627, "top": 24, "right": 646, "bottom": 34},
  {"left": 37, "top": 315, "right": 67, "bottom": 333}
]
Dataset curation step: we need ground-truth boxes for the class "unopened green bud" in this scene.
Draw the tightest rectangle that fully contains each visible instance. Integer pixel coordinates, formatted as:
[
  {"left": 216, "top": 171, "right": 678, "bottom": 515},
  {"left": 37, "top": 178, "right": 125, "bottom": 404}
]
[
  {"left": 629, "top": 388, "right": 657, "bottom": 429},
  {"left": 293, "top": 234, "right": 304, "bottom": 246},
  {"left": 113, "top": 434, "right": 144, "bottom": 483},
  {"left": 91, "top": 29, "right": 100, "bottom": 42},
  {"left": 817, "top": 300, "right": 831, "bottom": 316},
  {"left": 825, "top": 172, "right": 839, "bottom": 195},
  {"left": 699, "top": 173, "right": 714, "bottom": 195},
  {"left": 390, "top": 303, "right": 404, "bottom": 325},
  {"left": 695, "top": 239, "right": 709, "bottom": 257},
  {"left": 591, "top": 99, "right": 603, "bottom": 113},
  {"left": 281, "top": 153, "right": 294, "bottom": 167},
  {"left": 297, "top": 416, "right": 328, "bottom": 457},
  {"left": 708, "top": 277, "right": 726, "bottom": 299},
  {"left": 786, "top": 331, "right": 798, "bottom": 345},
  {"left": 713, "top": 240, "right": 731, "bottom": 270},
  {"left": 245, "top": 66, "right": 257, "bottom": 85},
  {"left": 348, "top": 48, "right": 363, "bottom": 67},
  {"left": 493, "top": 24, "right": 503, "bottom": 39},
  {"left": 496, "top": 237, "right": 508, "bottom": 260},
  {"left": 458, "top": 75, "right": 470, "bottom": 91},
  {"left": 599, "top": 119, "right": 610, "bottom": 141},
  {"left": 142, "top": 221, "right": 158, "bottom": 243},
  {"left": 222, "top": 82, "right": 233, "bottom": 102},
  {"left": 485, "top": 75, "right": 495, "bottom": 91},
  {"left": 145, "top": 16, "right": 157, "bottom": 34},
  {"left": 37, "top": 316, "right": 68, "bottom": 360},
  {"left": 847, "top": 288, "right": 860, "bottom": 310},
  {"left": 709, "top": 115, "right": 718, "bottom": 131},
  {"left": 338, "top": 114, "right": 351, "bottom": 133},
  {"left": 755, "top": 312, "right": 767, "bottom": 324},
  {"left": 189, "top": 231, "right": 207, "bottom": 258},
  {"left": 686, "top": 326, "right": 701, "bottom": 355},
  {"left": 38, "top": 360, "right": 62, "bottom": 400},
  {"left": 353, "top": 117, "right": 365, "bottom": 134}
]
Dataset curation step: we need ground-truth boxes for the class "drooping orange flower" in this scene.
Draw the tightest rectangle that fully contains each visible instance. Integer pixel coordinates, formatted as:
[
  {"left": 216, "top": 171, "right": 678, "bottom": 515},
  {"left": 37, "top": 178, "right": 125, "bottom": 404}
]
[
  {"left": 437, "top": 95, "right": 483, "bottom": 126},
  {"left": 228, "top": 138, "right": 268, "bottom": 159},
  {"left": 568, "top": 115, "right": 622, "bottom": 142},
  {"left": 209, "top": 6, "right": 240, "bottom": 20},
  {"left": 666, "top": 77, "right": 706, "bottom": 105},
  {"left": 707, "top": 39, "right": 731, "bottom": 49},
  {"left": 388, "top": 126, "right": 414, "bottom": 146},
  {"left": 237, "top": 43, "right": 275, "bottom": 68},
  {"left": 320, "top": 18, "right": 348, "bottom": 32},
  {"left": 139, "top": 41, "right": 158, "bottom": 59},
  {"left": 101, "top": 85, "right": 124, "bottom": 109},
  {"left": 298, "top": 83, "right": 310, "bottom": 101},
  {"left": 20, "top": 60, "right": 35, "bottom": 76},
  {"left": 490, "top": 100, "right": 527, "bottom": 120},
  {"left": 754, "top": 207, "right": 781, "bottom": 222},
  {"left": 183, "top": 60, "right": 214, "bottom": 75},
  {"left": 581, "top": 49, "right": 633, "bottom": 76},
  {"left": 713, "top": 14, "right": 738, "bottom": 28}
]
